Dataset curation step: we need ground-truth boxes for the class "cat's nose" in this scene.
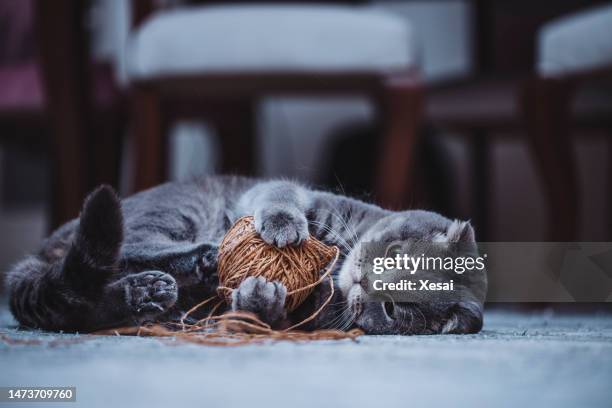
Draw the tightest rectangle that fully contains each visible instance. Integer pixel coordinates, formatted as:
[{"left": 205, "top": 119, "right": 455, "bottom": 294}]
[{"left": 359, "top": 276, "right": 369, "bottom": 290}]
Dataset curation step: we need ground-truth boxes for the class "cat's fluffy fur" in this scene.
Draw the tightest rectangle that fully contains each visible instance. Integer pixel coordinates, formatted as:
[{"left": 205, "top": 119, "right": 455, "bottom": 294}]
[{"left": 5, "top": 176, "right": 486, "bottom": 334}]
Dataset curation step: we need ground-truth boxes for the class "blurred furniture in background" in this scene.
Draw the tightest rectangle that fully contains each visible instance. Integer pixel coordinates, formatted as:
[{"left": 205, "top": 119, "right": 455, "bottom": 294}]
[
  {"left": 426, "top": 0, "right": 611, "bottom": 241},
  {"left": 36, "top": 1, "right": 125, "bottom": 228},
  {"left": 0, "top": 1, "right": 124, "bottom": 228},
  {"left": 127, "top": 0, "right": 423, "bottom": 209},
  {"left": 523, "top": 3, "right": 612, "bottom": 240}
]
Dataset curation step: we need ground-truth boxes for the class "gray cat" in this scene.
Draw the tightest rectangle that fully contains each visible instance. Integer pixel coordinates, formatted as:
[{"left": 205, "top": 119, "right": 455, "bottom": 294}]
[{"left": 5, "top": 176, "right": 486, "bottom": 334}]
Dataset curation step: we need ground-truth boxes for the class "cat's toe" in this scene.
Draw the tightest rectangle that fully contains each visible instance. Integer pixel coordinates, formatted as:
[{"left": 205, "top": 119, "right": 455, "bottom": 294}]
[
  {"left": 256, "top": 209, "right": 308, "bottom": 248},
  {"left": 125, "top": 271, "right": 178, "bottom": 316}
]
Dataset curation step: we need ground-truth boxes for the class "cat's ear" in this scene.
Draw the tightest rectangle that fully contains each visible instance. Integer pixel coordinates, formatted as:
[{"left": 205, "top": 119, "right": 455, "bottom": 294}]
[
  {"left": 441, "top": 301, "right": 483, "bottom": 334},
  {"left": 437, "top": 220, "right": 475, "bottom": 243}
]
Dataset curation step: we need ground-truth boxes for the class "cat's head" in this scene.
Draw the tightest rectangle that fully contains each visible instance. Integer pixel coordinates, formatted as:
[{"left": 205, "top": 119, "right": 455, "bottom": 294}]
[{"left": 338, "top": 210, "right": 487, "bottom": 335}]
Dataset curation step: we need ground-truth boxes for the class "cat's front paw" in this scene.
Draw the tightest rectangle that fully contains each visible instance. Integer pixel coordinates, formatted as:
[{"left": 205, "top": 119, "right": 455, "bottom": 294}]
[
  {"left": 124, "top": 271, "right": 178, "bottom": 318},
  {"left": 231, "top": 276, "right": 287, "bottom": 324},
  {"left": 255, "top": 208, "right": 308, "bottom": 247}
]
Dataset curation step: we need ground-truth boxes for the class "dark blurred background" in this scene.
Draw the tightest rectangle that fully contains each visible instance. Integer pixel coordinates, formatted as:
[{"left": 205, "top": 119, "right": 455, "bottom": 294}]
[{"left": 1, "top": 0, "right": 611, "bottom": 295}]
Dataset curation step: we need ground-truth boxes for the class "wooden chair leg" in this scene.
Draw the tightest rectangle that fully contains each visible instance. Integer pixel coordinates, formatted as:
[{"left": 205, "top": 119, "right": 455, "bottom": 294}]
[
  {"left": 213, "top": 99, "right": 257, "bottom": 175},
  {"left": 36, "top": 0, "right": 92, "bottom": 228},
  {"left": 375, "top": 76, "right": 424, "bottom": 210},
  {"left": 471, "top": 130, "right": 490, "bottom": 241},
  {"left": 523, "top": 77, "right": 578, "bottom": 241},
  {"left": 609, "top": 136, "right": 612, "bottom": 240},
  {"left": 131, "top": 88, "right": 166, "bottom": 192}
]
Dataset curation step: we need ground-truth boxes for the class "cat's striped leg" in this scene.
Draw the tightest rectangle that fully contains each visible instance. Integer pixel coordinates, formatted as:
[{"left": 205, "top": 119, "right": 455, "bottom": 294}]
[{"left": 120, "top": 241, "right": 218, "bottom": 288}]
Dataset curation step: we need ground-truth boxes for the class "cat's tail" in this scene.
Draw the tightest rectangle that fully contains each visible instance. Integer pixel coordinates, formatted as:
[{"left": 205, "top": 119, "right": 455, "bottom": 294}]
[
  {"left": 5, "top": 186, "right": 124, "bottom": 330},
  {"left": 62, "top": 185, "right": 124, "bottom": 290}
]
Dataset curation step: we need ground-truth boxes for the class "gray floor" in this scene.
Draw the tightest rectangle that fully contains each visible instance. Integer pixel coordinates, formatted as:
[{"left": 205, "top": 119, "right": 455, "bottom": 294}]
[{"left": 1, "top": 307, "right": 611, "bottom": 408}]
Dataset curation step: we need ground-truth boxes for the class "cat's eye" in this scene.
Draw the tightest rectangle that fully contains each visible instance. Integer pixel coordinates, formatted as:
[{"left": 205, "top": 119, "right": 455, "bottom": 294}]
[
  {"left": 385, "top": 244, "right": 402, "bottom": 258},
  {"left": 383, "top": 302, "right": 396, "bottom": 319}
]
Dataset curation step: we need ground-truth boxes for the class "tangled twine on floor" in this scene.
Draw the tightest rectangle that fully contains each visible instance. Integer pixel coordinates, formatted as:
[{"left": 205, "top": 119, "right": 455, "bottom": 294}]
[
  {"left": 95, "top": 312, "right": 363, "bottom": 346},
  {"left": 95, "top": 216, "right": 363, "bottom": 345}
]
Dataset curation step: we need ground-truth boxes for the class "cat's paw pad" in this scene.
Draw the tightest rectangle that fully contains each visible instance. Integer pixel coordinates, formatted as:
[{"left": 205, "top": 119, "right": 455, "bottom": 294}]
[
  {"left": 231, "top": 276, "right": 287, "bottom": 323},
  {"left": 125, "top": 271, "right": 178, "bottom": 316},
  {"left": 256, "top": 209, "right": 308, "bottom": 247}
]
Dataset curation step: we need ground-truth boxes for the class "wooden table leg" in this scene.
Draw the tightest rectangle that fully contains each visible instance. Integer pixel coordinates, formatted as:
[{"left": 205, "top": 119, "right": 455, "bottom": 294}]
[
  {"left": 523, "top": 77, "right": 578, "bottom": 241},
  {"left": 375, "top": 76, "right": 424, "bottom": 210}
]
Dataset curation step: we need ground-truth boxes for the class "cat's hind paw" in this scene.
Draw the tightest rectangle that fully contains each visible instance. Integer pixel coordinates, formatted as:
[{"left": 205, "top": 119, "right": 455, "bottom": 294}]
[{"left": 123, "top": 271, "right": 178, "bottom": 318}]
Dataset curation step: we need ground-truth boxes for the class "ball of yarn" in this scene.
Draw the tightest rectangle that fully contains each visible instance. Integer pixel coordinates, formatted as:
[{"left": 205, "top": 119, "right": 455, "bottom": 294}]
[{"left": 217, "top": 216, "right": 337, "bottom": 312}]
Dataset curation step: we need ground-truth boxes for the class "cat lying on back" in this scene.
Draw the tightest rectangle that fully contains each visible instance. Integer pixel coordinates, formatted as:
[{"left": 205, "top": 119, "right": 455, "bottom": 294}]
[{"left": 6, "top": 176, "right": 486, "bottom": 334}]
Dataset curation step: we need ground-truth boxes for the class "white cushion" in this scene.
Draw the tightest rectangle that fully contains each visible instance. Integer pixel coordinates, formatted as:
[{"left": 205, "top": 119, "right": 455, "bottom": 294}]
[
  {"left": 127, "top": 5, "right": 416, "bottom": 79},
  {"left": 537, "top": 4, "right": 612, "bottom": 76}
]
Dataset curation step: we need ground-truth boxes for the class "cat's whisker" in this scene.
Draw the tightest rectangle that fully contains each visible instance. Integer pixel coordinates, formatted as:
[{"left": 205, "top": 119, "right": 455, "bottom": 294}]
[
  {"left": 326, "top": 209, "right": 358, "bottom": 246},
  {"left": 318, "top": 208, "right": 359, "bottom": 247},
  {"left": 309, "top": 220, "right": 353, "bottom": 255},
  {"left": 311, "top": 226, "right": 353, "bottom": 255},
  {"left": 342, "top": 311, "right": 356, "bottom": 331},
  {"left": 338, "top": 308, "right": 355, "bottom": 331},
  {"left": 327, "top": 207, "right": 359, "bottom": 245},
  {"left": 326, "top": 307, "right": 351, "bottom": 330},
  {"left": 336, "top": 208, "right": 360, "bottom": 247},
  {"left": 342, "top": 318, "right": 355, "bottom": 331},
  {"left": 324, "top": 314, "right": 343, "bottom": 330},
  {"left": 328, "top": 306, "right": 349, "bottom": 325},
  {"left": 337, "top": 305, "right": 356, "bottom": 330}
]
